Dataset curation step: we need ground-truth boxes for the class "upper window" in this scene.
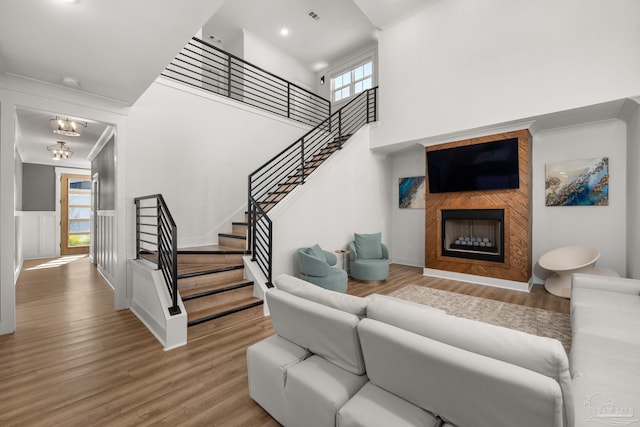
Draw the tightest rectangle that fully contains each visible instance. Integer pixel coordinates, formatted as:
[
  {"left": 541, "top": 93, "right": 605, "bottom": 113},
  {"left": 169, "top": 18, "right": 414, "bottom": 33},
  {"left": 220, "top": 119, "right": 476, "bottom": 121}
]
[{"left": 331, "top": 61, "right": 373, "bottom": 103}]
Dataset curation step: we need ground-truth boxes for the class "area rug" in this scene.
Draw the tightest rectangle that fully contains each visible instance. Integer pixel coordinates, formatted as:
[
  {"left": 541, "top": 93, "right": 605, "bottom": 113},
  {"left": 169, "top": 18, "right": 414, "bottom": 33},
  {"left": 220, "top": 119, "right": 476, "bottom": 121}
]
[{"left": 389, "top": 285, "right": 572, "bottom": 354}]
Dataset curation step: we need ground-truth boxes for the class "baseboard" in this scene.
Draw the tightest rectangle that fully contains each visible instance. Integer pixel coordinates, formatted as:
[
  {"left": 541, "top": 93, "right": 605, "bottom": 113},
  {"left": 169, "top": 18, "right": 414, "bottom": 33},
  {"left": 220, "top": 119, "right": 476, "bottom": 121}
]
[
  {"left": 391, "top": 257, "right": 423, "bottom": 268},
  {"left": 423, "top": 268, "right": 532, "bottom": 292},
  {"left": 130, "top": 301, "right": 166, "bottom": 348}
]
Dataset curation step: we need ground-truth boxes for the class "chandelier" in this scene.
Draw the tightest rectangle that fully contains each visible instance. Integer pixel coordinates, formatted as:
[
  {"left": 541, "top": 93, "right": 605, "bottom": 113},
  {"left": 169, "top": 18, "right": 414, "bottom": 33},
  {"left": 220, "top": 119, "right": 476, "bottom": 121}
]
[
  {"left": 47, "top": 141, "right": 73, "bottom": 160},
  {"left": 49, "top": 116, "right": 87, "bottom": 137}
]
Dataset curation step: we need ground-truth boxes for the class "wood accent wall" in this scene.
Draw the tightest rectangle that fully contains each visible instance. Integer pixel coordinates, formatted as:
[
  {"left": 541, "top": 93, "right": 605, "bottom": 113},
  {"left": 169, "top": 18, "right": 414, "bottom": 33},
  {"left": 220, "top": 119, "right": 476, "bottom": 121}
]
[{"left": 425, "top": 129, "right": 532, "bottom": 282}]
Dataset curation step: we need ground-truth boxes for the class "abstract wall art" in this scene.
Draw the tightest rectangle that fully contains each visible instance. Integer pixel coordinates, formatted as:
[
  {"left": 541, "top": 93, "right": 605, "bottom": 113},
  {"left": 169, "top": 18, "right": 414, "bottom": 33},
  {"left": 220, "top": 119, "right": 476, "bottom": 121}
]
[
  {"left": 545, "top": 157, "right": 609, "bottom": 206},
  {"left": 399, "top": 176, "right": 426, "bottom": 209}
]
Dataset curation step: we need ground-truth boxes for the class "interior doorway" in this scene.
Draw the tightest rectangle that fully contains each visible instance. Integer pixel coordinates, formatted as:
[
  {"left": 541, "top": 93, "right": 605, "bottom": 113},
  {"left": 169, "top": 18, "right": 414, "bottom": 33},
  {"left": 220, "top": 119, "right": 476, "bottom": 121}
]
[{"left": 60, "top": 173, "right": 92, "bottom": 255}]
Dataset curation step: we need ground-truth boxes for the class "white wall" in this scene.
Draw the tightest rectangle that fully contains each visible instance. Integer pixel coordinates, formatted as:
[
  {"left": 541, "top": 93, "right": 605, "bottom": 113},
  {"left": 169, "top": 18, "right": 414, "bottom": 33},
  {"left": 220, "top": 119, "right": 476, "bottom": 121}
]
[
  {"left": 242, "top": 30, "right": 315, "bottom": 92},
  {"left": 18, "top": 212, "right": 57, "bottom": 260},
  {"left": 271, "top": 126, "right": 391, "bottom": 277},
  {"left": 532, "top": 120, "right": 627, "bottom": 282},
  {"left": 373, "top": 0, "right": 640, "bottom": 149},
  {"left": 126, "top": 78, "right": 312, "bottom": 247},
  {"left": 625, "top": 99, "right": 640, "bottom": 278},
  {"left": 389, "top": 146, "right": 425, "bottom": 267}
]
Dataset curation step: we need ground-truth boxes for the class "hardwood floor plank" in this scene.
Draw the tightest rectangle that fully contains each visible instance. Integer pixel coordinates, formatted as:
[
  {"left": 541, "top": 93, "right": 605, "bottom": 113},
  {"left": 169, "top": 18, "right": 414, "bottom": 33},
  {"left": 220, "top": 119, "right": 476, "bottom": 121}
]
[{"left": 0, "top": 256, "right": 568, "bottom": 426}]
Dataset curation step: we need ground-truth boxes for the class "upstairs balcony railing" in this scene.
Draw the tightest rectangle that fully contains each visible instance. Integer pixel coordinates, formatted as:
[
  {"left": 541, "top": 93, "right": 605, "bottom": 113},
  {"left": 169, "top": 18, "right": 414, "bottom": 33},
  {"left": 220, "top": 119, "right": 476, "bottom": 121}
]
[
  {"left": 248, "top": 87, "right": 378, "bottom": 285},
  {"left": 162, "top": 37, "right": 331, "bottom": 127},
  {"left": 134, "top": 194, "right": 180, "bottom": 316}
]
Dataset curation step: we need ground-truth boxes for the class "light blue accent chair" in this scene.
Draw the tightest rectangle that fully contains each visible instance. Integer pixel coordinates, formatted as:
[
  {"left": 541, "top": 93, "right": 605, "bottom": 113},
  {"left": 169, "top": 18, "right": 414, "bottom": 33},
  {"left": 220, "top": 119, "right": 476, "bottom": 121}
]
[
  {"left": 297, "top": 244, "right": 348, "bottom": 293},
  {"left": 348, "top": 232, "right": 389, "bottom": 282}
]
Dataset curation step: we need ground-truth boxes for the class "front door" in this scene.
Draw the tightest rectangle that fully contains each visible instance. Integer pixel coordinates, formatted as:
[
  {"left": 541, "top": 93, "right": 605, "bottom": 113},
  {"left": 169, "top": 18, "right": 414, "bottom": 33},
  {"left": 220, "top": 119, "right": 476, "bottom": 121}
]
[{"left": 60, "top": 173, "right": 92, "bottom": 255}]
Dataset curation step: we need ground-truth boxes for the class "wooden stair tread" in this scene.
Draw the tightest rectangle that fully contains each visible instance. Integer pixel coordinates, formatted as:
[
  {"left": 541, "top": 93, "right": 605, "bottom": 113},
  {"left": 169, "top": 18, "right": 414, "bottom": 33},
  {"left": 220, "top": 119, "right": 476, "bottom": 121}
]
[
  {"left": 187, "top": 303, "right": 265, "bottom": 342},
  {"left": 180, "top": 279, "right": 253, "bottom": 299},
  {"left": 177, "top": 263, "right": 243, "bottom": 277},
  {"left": 218, "top": 233, "right": 246, "bottom": 239},
  {"left": 185, "top": 286, "right": 261, "bottom": 323},
  {"left": 187, "top": 299, "right": 263, "bottom": 327},
  {"left": 178, "top": 245, "right": 248, "bottom": 254}
]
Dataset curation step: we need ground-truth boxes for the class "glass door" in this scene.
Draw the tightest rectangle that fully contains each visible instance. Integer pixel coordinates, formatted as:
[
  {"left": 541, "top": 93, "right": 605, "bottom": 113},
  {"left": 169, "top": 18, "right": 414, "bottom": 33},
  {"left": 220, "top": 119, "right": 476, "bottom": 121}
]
[{"left": 61, "top": 174, "right": 92, "bottom": 255}]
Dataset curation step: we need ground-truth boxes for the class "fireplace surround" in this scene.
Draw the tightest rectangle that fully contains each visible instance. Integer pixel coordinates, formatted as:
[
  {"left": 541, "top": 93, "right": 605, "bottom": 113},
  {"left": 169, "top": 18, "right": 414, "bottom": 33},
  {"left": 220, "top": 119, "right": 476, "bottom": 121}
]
[{"left": 425, "top": 129, "right": 532, "bottom": 288}]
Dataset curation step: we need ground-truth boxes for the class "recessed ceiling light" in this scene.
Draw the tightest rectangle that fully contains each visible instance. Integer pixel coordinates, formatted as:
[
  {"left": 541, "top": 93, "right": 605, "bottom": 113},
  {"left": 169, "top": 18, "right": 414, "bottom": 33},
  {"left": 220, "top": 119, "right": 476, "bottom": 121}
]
[
  {"left": 58, "top": 0, "right": 78, "bottom": 3},
  {"left": 280, "top": 28, "right": 289, "bottom": 37}
]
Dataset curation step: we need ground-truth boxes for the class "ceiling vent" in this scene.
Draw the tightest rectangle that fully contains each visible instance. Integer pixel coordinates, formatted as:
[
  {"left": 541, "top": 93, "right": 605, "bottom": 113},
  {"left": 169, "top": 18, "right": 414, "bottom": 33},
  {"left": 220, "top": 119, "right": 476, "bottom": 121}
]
[
  {"left": 208, "top": 35, "right": 223, "bottom": 44},
  {"left": 308, "top": 11, "right": 320, "bottom": 21}
]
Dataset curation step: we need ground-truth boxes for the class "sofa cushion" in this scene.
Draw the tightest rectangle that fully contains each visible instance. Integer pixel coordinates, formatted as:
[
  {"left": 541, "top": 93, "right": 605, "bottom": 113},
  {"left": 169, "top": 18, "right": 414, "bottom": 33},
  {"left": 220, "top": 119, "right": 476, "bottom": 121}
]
[
  {"left": 571, "top": 305, "right": 640, "bottom": 346},
  {"left": 354, "top": 232, "right": 382, "bottom": 259},
  {"left": 571, "top": 286, "right": 640, "bottom": 314},
  {"left": 366, "top": 296, "right": 574, "bottom": 427},
  {"left": 285, "top": 355, "right": 368, "bottom": 427},
  {"left": 266, "top": 289, "right": 366, "bottom": 375},
  {"left": 275, "top": 274, "right": 367, "bottom": 317},
  {"left": 247, "top": 335, "right": 309, "bottom": 425},
  {"left": 337, "top": 382, "right": 440, "bottom": 427},
  {"left": 572, "top": 375, "right": 640, "bottom": 427},
  {"left": 358, "top": 319, "right": 564, "bottom": 427},
  {"left": 570, "top": 330, "right": 640, "bottom": 381}
]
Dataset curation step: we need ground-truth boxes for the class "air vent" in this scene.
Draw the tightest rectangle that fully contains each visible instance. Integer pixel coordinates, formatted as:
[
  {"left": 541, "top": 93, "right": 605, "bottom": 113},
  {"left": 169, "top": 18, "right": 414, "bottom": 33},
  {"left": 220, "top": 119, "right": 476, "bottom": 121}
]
[
  {"left": 308, "top": 11, "right": 320, "bottom": 21},
  {"left": 208, "top": 35, "right": 223, "bottom": 44}
]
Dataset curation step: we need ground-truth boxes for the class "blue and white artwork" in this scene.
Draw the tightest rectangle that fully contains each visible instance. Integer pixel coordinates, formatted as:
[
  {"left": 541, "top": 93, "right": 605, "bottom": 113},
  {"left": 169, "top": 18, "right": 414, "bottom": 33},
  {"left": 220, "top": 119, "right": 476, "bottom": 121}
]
[
  {"left": 399, "top": 176, "right": 426, "bottom": 209},
  {"left": 545, "top": 157, "right": 609, "bottom": 206}
]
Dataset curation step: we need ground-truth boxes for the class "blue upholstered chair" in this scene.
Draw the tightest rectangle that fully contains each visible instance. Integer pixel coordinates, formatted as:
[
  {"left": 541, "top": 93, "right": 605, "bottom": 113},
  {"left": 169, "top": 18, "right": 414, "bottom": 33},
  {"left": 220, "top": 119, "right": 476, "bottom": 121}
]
[
  {"left": 348, "top": 232, "right": 389, "bottom": 282},
  {"left": 297, "top": 244, "right": 348, "bottom": 293}
]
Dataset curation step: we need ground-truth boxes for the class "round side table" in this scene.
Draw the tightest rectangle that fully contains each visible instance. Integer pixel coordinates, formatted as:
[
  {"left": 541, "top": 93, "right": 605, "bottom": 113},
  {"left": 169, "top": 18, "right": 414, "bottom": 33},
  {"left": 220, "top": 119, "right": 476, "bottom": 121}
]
[{"left": 335, "top": 249, "right": 351, "bottom": 276}]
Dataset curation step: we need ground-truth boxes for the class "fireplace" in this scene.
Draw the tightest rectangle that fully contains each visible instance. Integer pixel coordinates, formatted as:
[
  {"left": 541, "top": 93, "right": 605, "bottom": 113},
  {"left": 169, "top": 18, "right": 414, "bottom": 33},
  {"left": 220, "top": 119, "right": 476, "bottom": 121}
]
[
  {"left": 441, "top": 209, "right": 504, "bottom": 263},
  {"left": 425, "top": 129, "right": 532, "bottom": 287}
]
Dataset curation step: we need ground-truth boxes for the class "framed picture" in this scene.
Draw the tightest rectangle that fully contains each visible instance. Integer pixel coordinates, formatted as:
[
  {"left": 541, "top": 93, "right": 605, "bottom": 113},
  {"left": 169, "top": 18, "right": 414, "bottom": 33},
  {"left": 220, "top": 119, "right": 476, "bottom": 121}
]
[
  {"left": 545, "top": 157, "right": 609, "bottom": 206},
  {"left": 399, "top": 176, "right": 426, "bottom": 209}
]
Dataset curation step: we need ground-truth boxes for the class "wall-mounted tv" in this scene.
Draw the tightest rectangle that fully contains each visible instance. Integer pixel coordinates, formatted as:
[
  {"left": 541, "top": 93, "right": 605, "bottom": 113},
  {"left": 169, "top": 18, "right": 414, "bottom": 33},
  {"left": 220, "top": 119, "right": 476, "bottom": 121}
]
[{"left": 427, "top": 138, "right": 520, "bottom": 194}]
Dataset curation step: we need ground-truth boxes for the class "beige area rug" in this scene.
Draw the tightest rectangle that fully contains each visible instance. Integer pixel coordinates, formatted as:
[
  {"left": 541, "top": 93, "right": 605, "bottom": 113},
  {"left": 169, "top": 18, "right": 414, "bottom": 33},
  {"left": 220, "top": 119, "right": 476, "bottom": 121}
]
[{"left": 389, "top": 285, "right": 572, "bottom": 354}]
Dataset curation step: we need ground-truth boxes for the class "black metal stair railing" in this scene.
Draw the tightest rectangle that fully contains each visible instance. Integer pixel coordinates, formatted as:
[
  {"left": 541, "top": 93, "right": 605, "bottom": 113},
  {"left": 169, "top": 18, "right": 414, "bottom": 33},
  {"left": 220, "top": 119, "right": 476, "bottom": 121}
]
[
  {"left": 248, "top": 87, "right": 378, "bottom": 285},
  {"left": 162, "top": 37, "right": 331, "bottom": 128},
  {"left": 134, "top": 194, "right": 180, "bottom": 316}
]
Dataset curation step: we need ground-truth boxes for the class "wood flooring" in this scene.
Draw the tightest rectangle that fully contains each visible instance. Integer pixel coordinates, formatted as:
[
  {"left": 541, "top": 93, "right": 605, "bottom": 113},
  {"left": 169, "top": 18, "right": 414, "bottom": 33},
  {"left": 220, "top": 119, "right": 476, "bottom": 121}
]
[{"left": 0, "top": 257, "right": 568, "bottom": 426}]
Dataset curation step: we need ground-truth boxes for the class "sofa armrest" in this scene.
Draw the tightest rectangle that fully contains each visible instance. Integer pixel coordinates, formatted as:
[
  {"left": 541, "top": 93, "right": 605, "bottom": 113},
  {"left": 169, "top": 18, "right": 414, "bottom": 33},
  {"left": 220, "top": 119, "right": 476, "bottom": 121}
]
[
  {"left": 572, "top": 273, "right": 640, "bottom": 295},
  {"left": 381, "top": 243, "right": 389, "bottom": 259}
]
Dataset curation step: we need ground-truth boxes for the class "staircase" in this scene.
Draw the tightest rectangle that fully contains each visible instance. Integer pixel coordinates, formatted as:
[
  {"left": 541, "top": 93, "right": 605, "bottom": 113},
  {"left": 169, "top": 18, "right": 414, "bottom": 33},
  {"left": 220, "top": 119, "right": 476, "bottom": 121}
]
[
  {"left": 258, "top": 138, "right": 347, "bottom": 213},
  {"left": 177, "top": 216, "right": 265, "bottom": 339},
  {"left": 248, "top": 87, "right": 378, "bottom": 285}
]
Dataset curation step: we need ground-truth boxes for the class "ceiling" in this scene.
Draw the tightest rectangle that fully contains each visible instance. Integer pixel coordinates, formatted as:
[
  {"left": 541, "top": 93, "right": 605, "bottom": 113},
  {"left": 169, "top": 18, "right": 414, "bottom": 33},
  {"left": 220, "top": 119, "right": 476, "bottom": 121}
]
[
  {"left": 16, "top": 110, "right": 109, "bottom": 169},
  {"left": 1, "top": 0, "right": 224, "bottom": 167},
  {"left": 203, "top": 0, "right": 437, "bottom": 71},
  {"left": 1, "top": 0, "right": 433, "bottom": 167}
]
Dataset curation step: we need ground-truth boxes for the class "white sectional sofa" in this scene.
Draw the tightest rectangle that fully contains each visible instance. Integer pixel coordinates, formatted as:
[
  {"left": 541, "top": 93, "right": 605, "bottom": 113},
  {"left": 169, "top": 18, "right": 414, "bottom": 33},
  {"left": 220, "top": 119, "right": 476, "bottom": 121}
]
[
  {"left": 248, "top": 274, "right": 576, "bottom": 427},
  {"left": 569, "top": 274, "right": 640, "bottom": 426},
  {"left": 248, "top": 273, "right": 640, "bottom": 427}
]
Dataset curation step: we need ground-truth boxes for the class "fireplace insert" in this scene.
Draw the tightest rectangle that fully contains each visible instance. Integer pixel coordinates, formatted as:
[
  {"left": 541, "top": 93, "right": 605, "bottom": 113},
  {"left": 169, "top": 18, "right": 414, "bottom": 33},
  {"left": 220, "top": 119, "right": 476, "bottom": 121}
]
[{"left": 441, "top": 209, "right": 504, "bottom": 263}]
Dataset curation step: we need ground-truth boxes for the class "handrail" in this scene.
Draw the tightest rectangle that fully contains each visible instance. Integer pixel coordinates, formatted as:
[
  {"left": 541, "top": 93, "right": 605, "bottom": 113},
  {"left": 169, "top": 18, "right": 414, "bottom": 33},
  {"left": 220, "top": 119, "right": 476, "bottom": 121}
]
[
  {"left": 162, "top": 37, "right": 331, "bottom": 127},
  {"left": 134, "top": 194, "right": 181, "bottom": 316},
  {"left": 248, "top": 87, "right": 378, "bottom": 285}
]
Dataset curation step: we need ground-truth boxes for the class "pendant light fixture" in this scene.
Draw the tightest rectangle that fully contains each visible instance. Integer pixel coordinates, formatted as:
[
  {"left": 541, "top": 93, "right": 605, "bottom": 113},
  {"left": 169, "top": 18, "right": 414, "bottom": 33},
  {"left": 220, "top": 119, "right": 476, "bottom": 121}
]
[
  {"left": 47, "top": 141, "right": 73, "bottom": 160},
  {"left": 49, "top": 116, "right": 87, "bottom": 137}
]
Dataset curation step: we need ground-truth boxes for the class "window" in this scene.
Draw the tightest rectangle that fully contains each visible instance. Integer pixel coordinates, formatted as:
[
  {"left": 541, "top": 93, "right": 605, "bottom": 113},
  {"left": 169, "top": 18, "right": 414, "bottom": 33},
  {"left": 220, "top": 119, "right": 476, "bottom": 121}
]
[{"left": 331, "top": 60, "right": 373, "bottom": 103}]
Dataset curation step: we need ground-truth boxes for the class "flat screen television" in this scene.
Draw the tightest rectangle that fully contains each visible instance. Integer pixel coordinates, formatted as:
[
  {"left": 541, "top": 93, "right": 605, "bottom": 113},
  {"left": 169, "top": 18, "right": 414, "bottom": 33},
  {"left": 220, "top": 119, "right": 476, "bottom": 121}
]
[{"left": 427, "top": 138, "right": 520, "bottom": 193}]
